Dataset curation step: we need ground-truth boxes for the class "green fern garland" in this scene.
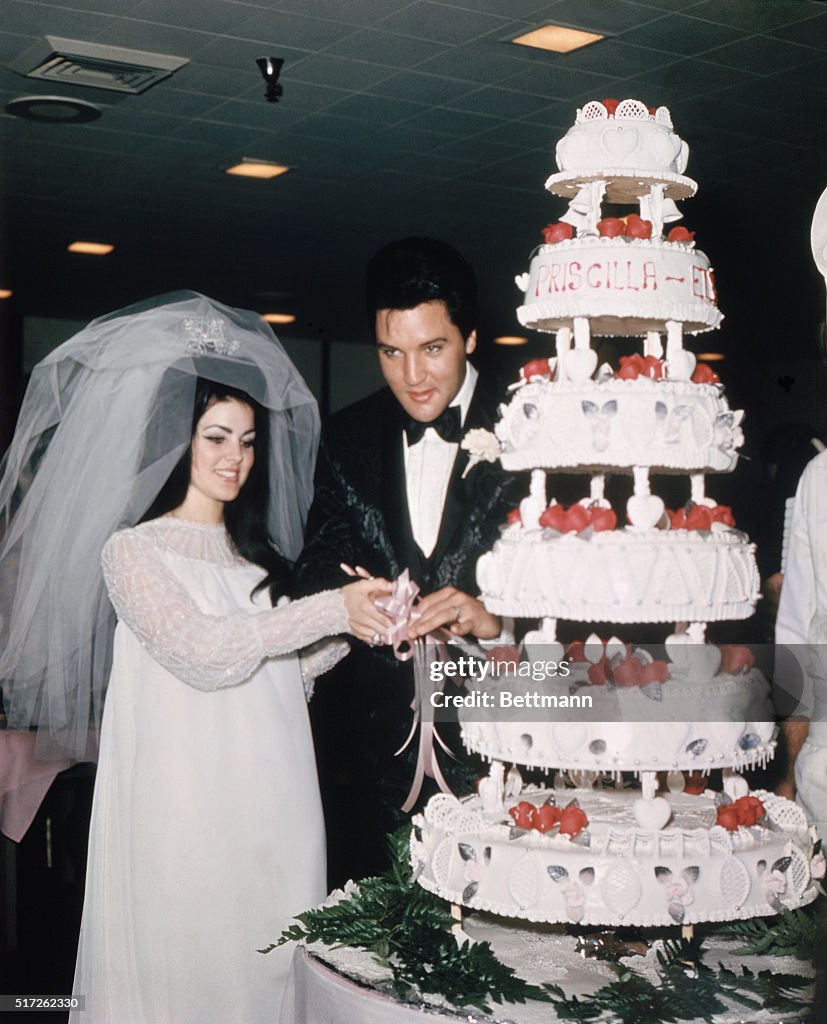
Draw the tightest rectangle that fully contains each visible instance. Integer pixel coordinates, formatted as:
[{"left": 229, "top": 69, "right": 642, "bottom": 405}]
[{"left": 263, "top": 826, "right": 816, "bottom": 1022}]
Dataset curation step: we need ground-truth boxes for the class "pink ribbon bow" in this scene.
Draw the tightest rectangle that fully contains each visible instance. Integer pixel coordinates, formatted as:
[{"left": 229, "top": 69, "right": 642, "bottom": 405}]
[{"left": 376, "top": 569, "right": 456, "bottom": 813}]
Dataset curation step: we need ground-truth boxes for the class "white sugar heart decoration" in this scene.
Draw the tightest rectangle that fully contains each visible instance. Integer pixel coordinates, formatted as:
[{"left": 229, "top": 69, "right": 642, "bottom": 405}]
[
  {"left": 665, "top": 349, "right": 697, "bottom": 381},
  {"left": 626, "top": 494, "right": 665, "bottom": 530},
  {"left": 665, "top": 633, "right": 691, "bottom": 668},
  {"left": 561, "top": 347, "right": 597, "bottom": 382},
  {"left": 685, "top": 643, "right": 722, "bottom": 683},
  {"left": 584, "top": 632, "right": 604, "bottom": 664},
  {"left": 633, "top": 796, "right": 672, "bottom": 831},
  {"left": 600, "top": 126, "right": 639, "bottom": 162},
  {"left": 515, "top": 273, "right": 529, "bottom": 293},
  {"left": 606, "top": 636, "right": 626, "bottom": 660},
  {"left": 722, "top": 772, "right": 749, "bottom": 801}
]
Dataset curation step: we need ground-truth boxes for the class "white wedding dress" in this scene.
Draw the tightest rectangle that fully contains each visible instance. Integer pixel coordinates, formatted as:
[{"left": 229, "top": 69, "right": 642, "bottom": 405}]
[{"left": 70, "top": 517, "right": 348, "bottom": 1024}]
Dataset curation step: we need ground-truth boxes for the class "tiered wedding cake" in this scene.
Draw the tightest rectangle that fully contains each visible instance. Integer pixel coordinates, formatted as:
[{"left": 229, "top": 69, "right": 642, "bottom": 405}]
[{"left": 410, "top": 99, "right": 822, "bottom": 928}]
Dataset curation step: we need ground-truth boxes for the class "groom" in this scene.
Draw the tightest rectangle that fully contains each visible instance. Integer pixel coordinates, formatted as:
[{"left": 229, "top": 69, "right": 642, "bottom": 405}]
[{"left": 293, "top": 237, "right": 519, "bottom": 881}]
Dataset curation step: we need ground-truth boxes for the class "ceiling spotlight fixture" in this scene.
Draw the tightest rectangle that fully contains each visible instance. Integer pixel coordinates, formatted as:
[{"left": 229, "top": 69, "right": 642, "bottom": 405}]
[
  {"left": 494, "top": 335, "right": 528, "bottom": 346},
  {"left": 226, "top": 159, "right": 289, "bottom": 180},
  {"left": 6, "top": 94, "right": 102, "bottom": 123},
  {"left": 0, "top": 289, "right": 13, "bottom": 299},
  {"left": 263, "top": 313, "right": 296, "bottom": 324},
  {"left": 256, "top": 56, "right": 284, "bottom": 102},
  {"left": 512, "top": 25, "right": 604, "bottom": 54},
  {"left": 68, "top": 241, "right": 114, "bottom": 255}
]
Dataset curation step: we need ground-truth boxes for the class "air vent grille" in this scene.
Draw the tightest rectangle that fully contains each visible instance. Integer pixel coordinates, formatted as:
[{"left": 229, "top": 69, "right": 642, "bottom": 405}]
[{"left": 16, "top": 37, "right": 189, "bottom": 94}]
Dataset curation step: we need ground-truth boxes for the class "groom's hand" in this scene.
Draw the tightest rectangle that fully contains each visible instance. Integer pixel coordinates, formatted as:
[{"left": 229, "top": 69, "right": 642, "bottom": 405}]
[{"left": 408, "top": 586, "right": 500, "bottom": 640}]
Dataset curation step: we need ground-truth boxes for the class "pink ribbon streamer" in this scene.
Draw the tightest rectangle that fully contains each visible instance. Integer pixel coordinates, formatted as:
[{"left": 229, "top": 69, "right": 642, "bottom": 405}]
[{"left": 375, "top": 570, "right": 456, "bottom": 813}]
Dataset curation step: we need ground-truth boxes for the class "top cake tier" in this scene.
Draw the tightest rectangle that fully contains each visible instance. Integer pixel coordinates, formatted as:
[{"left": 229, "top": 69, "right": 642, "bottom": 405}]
[{"left": 547, "top": 99, "right": 696, "bottom": 203}]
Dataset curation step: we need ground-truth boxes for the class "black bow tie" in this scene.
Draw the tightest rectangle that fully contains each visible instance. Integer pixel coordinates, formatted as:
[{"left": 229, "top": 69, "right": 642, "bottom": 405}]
[{"left": 403, "top": 405, "right": 462, "bottom": 445}]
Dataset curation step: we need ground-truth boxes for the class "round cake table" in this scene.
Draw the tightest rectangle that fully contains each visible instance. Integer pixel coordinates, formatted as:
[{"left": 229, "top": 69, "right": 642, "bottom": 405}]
[{"left": 279, "top": 913, "right": 816, "bottom": 1024}]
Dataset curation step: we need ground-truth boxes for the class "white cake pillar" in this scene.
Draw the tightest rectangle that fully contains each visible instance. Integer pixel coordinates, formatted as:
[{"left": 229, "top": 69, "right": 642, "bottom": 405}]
[
  {"left": 627, "top": 466, "right": 666, "bottom": 530},
  {"left": 640, "top": 183, "right": 666, "bottom": 239},
  {"left": 644, "top": 331, "right": 663, "bottom": 358},
  {"left": 519, "top": 469, "right": 547, "bottom": 529}
]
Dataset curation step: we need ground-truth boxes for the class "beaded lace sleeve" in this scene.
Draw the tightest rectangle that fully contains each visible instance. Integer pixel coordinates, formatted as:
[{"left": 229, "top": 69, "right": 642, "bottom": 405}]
[{"left": 102, "top": 528, "right": 349, "bottom": 692}]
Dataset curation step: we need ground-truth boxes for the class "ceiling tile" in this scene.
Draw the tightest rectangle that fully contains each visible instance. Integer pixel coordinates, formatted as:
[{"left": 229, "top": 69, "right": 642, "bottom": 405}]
[
  {"left": 473, "top": 118, "right": 559, "bottom": 149},
  {"left": 130, "top": 0, "right": 251, "bottom": 33},
  {"left": 279, "top": 110, "right": 385, "bottom": 143},
  {"left": 540, "top": 0, "right": 666, "bottom": 35},
  {"left": 447, "top": 84, "right": 553, "bottom": 118},
  {"left": 701, "top": 34, "right": 820, "bottom": 74},
  {"left": 415, "top": 43, "right": 532, "bottom": 85},
  {"left": 234, "top": 0, "right": 411, "bottom": 27},
  {"left": 547, "top": 38, "right": 673, "bottom": 77},
  {"left": 326, "top": 28, "right": 449, "bottom": 66},
  {"left": 499, "top": 61, "right": 617, "bottom": 100},
  {"left": 626, "top": 56, "right": 758, "bottom": 100},
  {"left": 188, "top": 35, "right": 310, "bottom": 69},
  {"left": 398, "top": 105, "right": 504, "bottom": 137},
  {"left": 231, "top": 7, "right": 360, "bottom": 49},
  {"left": 0, "top": 0, "right": 116, "bottom": 37},
  {"left": 289, "top": 53, "right": 395, "bottom": 91},
  {"left": 371, "top": 123, "right": 453, "bottom": 153},
  {"left": 366, "top": 70, "right": 478, "bottom": 106},
  {"left": 708, "top": 75, "right": 825, "bottom": 113},
  {"left": 90, "top": 18, "right": 205, "bottom": 53},
  {"left": 687, "top": 0, "right": 824, "bottom": 31},
  {"left": 323, "top": 93, "right": 428, "bottom": 125},
  {"left": 169, "top": 62, "right": 261, "bottom": 97},
  {"left": 373, "top": 1, "right": 511, "bottom": 45},
  {"left": 624, "top": 12, "right": 744, "bottom": 56},
  {"left": 777, "top": 57, "right": 827, "bottom": 94},
  {"left": 769, "top": 11, "right": 827, "bottom": 50}
]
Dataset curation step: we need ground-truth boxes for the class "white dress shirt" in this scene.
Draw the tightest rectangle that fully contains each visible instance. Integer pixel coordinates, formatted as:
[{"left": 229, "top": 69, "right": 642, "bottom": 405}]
[
  {"left": 403, "top": 363, "right": 478, "bottom": 558},
  {"left": 775, "top": 450, "right": 827, "bottom": 830}
]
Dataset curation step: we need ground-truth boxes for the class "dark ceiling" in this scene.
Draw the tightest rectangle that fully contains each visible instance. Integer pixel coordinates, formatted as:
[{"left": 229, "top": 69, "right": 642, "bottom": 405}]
[{"left": 1, "top": 0, "right": 826, "bottom": 363}]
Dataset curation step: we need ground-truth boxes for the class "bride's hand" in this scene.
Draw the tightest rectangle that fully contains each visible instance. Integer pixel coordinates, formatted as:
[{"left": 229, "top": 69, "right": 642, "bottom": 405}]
[{"left": 340, "top": 577, "right": 393, "bottom": 645}]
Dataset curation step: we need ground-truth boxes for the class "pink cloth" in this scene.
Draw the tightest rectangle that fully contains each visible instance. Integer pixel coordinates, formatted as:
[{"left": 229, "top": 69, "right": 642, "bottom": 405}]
[{"left": 0, "top": 732, "right": 73, "bottom": 841}]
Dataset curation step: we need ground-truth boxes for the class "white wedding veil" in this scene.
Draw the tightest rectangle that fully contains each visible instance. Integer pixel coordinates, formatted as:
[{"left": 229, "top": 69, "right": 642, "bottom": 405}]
[{"left": 0, "top": 290, "right": 320, "bottom": 762}]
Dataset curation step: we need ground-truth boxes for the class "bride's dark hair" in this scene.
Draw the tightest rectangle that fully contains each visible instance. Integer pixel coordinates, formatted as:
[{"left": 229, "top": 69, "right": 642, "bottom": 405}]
[{"left": 141, "top": 377, "right": 290, "bottom": 602}]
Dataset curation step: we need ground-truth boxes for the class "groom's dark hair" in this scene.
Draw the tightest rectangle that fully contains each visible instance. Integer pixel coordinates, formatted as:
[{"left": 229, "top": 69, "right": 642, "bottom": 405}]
[{"left": 365, "top": 236, "right": 479, "bottom": 341}]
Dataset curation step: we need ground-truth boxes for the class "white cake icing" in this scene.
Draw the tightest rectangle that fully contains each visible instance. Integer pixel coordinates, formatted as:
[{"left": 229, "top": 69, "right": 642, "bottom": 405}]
[
  {"left": 496, "top": 377, "right": 742, "bottom": 473},
  {"left": 478, "top": 526, "right": 759, "bottom": 623},
  {"left": 517, "top": 237, "right": 720, "bottom": 337},
  {"left": 548, "top": 99, "right": 696, "bottom": 203},
  {"left": 412, "top": 97, "right": 821, "bottom": 934},
  {"left": 459, "top": 668, "right": 776, "bottom": 773},
  {"left": 411, "top": 790, "right": 820, "bottom": 928}
]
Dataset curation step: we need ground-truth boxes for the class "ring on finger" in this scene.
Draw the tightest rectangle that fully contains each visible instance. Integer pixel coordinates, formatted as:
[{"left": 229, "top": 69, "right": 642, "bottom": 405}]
[
  {"left": 453, "top": 605, "right": 462, "bottom": 623},
  {"left": 369, "top": 631, "right": 381, "bottom": 647}
]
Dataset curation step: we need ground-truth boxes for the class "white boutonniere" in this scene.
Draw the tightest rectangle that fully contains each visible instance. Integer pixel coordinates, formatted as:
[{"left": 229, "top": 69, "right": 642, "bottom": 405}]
[{"left": 461, "top": 428, "right": 501, "bottom": 478}]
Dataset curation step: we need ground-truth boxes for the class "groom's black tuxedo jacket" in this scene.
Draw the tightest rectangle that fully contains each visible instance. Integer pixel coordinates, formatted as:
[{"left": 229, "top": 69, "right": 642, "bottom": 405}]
[{"left": 292, "top": 373, "right": 521, "bottom": 876}]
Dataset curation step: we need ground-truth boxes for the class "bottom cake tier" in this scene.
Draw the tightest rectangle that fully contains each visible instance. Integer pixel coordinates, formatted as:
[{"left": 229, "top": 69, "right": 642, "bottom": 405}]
[{"left": 411, "top": 788, "right": 822, "bottom": 928}]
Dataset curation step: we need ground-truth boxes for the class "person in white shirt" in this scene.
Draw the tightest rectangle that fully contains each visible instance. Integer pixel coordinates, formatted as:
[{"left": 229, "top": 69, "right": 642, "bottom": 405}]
[
  {"left": 292, "top": 237, "right": 520, "bottom": 881},
  {"left": 775, "top": 449, "right": 827, "bottom": 834}
]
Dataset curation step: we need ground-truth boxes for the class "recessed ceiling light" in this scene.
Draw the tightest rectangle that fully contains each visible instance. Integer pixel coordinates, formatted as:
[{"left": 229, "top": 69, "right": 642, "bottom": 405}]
[
  {"left": 226, "top": 160, "right": 289, "bottom": 180},
  {"left": 0, "top": 289, "right": 12, "bottom": 299},
  {"left": 495, "top": 335, "right": 528, "bottom": 346},
  {"left": 263, "top": 313, "right": 296, "bottom": 324},
  {"left": 6, "top": 95, "right": 102, "bottom": 123},
  {"left": 512, "top": 25, "right": 603, "bottom": 54},
  {"left": 697, "top": 352, "right": 725, "bottom": 362},
  {"left": 68, "top": 241, "right": 114, "bottom": 255}
]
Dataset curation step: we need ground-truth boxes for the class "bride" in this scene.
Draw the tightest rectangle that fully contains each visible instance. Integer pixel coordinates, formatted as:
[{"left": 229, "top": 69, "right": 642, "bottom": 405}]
[{"left": 0, "top": 292, "right": 391, "bottom": 1022}]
